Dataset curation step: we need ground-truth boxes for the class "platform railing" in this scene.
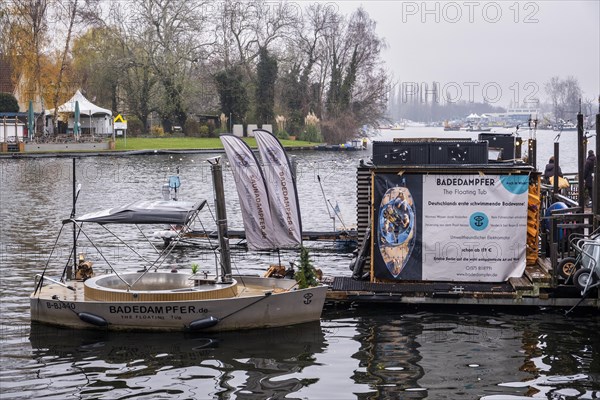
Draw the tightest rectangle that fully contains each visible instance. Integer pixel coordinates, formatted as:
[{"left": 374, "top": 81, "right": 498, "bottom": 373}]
[{"left": 539, "top": 174, "right": 597, "bottom": 288}]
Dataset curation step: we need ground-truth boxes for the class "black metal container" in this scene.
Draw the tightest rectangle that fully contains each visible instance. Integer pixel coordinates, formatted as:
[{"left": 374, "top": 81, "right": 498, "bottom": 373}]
[
  {"left": 372, "top": 141, "right": 430, "bottom": 165},
  {"left": 429, "top": 141, "right": 488, "bottom": 165}
]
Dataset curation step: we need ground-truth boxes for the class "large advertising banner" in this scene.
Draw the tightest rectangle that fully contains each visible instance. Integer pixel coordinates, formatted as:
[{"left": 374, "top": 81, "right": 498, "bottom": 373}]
[{"left": 374, "top": 173, "right": 529, "bottom": 282}]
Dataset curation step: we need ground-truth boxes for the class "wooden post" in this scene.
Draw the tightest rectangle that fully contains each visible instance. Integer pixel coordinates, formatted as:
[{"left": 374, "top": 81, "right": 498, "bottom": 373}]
[
  {"left": 68, "top": 159, "right": 76, "bottom": 280},
  {"left": 1, "top": 115, "right": 7, "bottom": 152},
  {"left": 577, "top": 111, "right": 585, "bottom": 211},
  {"left": 290, "top": 155, "right": 297, "bottom": 180},
  {"left": 553, "top": 142, "right": 559, "bottom": 195},
  {"left": 528, "top": 138, "right": 536, "bottom": 168},
  {"left": 210, "top": 159, "right": 232, "bottom": 283},
  {"left": 594, "top": 109, "right": 600, "bottom": 227},
  {"left": 2, "top": 115, "right": 7, "bottom": 143}
]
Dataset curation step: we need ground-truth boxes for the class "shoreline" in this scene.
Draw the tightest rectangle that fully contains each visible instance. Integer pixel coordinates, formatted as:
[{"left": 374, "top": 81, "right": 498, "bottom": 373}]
[{"left": 0, "top": 146, "right": 319, "bottom": 159}]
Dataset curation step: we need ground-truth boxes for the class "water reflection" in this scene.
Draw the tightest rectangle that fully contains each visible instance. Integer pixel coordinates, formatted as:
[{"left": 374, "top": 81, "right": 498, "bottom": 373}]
[
  {"left": 2, "top": 131, "right": 600, "bottom": 399},
  {"left": 328, "top": 306, "right": 600, "bottom": 399},
  {"left": 499, "top": 312, "right": 600, "bottom": 399},
  {"left": 26, "top": 322, "right": 326, "bottom": 399},
  {"left": 0, "top": 306, "right": 598, "bottom": 399},
  {"left": 354, "top": 315, "right": 426, "bottom": 399}
]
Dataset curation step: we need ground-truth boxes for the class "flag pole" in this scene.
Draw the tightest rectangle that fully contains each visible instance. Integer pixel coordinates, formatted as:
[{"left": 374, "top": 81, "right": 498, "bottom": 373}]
[{"left": 318, "top": 175, "right": 335, "bottom": 232}]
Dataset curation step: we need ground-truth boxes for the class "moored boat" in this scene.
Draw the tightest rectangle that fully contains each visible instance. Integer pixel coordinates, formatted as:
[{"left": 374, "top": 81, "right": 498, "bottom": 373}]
[
  {"left": 464, "top": 124, "right": 492, "bottom": 132},
  {"left": 30, "top": 160, "right": 327, "bottom": 332},
  {"left": 443, "top": 120, "right": 461, "bottom": 131},
  {"left": 552, "top": 120, "right": 577, "bottom": 131},
  {"left": 31, "top": 270, "right": 326, "bottom": 331}
]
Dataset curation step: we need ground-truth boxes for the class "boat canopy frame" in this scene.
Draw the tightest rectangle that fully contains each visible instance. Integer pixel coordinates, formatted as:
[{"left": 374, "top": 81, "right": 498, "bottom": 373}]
[
  {"left": 40, "top": 200, "right": 210, "bottom": 292},
  {"left": 73, "top": 200, "right": 207, "bottom": 225}
]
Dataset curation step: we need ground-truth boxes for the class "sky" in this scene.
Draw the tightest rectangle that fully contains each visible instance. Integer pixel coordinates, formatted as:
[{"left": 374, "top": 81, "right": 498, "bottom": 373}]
[{"left": 334, "top": 0, "right": 600, "bottom": 108}]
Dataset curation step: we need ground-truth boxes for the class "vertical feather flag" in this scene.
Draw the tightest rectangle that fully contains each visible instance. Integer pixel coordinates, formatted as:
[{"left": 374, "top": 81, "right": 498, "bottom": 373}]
[
  {"left": 220, "top": 135, "right": 275, "bottom": 250},
  {"left": 254, "top": 129, "right": 303, "bottom": 247}
]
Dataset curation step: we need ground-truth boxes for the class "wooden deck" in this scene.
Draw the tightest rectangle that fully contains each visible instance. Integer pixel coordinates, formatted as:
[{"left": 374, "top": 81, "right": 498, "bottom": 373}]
[
  {"left": 185, "top": 229, "right": 358, "bottom": 244},
  {"left": 326, "top": 258, "right": 599, "bottom": 308}
]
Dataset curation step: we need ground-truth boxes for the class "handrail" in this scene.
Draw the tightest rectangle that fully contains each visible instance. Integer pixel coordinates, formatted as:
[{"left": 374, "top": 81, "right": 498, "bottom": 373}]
[
  {"left": 553, "top": 194, "right": 579, "bottom": 207},
  {"left": 35, "top": 274, "right": 75, "bottom": 291}
]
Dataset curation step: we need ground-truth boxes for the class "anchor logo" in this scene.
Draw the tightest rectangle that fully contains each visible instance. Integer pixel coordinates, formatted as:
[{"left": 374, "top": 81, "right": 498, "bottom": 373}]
[
  {"left": 473, "top": 215, "right": 485, "bottom": 227},
  {"left": 303, "top": 292, "right": 313, "bottom": 304},
  {"left": 469, "top": 212, "right": 489, "bottom": 231}
]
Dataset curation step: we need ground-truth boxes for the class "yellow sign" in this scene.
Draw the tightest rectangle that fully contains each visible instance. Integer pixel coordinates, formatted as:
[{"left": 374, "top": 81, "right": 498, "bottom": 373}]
[{"left": 114, "top": 114, "right": 127, "bottom": 123}]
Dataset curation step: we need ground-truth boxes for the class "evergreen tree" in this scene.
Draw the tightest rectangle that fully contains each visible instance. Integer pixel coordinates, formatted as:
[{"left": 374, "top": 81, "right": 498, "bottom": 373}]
[
  {"left": 214, "top": 66, "right": 249, "bottom": 132},
  {"left": 295, "top": 247, "right": 319, "bottom": 289},
  {"left": 0, "top": 92, "right": 19, "bottom": 112},
  {"left": 279, "top": 65, "right": 304, "bottom": 135},
  {"left": 255, "top": 47, "right": 278, "bottom": 128}
]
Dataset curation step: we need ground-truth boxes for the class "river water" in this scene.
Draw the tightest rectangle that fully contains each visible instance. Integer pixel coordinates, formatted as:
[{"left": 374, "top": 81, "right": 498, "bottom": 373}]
[{"left": 1, "top": 127, "right": 598, "bottom": 399}]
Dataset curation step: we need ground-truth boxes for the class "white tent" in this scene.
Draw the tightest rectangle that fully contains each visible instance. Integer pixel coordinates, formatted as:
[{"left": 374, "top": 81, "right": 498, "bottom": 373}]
[
  {"left": 46, "top": 90, "right": 113, "bottom": 135},
  {"left": 55, "top": 90, "right": 111, "bottom": 115},
  {"left": 466, "top": 113, "right": 480, "bottom": 120}
]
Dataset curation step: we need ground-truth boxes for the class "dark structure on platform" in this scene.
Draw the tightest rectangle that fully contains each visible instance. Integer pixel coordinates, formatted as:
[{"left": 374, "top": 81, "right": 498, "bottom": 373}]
[{"left": 333, "top": 131, "right": 600, "bottom": 309}]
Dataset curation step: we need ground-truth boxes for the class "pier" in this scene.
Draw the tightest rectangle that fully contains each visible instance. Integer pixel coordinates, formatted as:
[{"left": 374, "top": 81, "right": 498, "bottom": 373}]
[
  {"left": 327, "top": 259, "right": 597, "bottom": 308},
  {"left": 183, "top": 228, "right": 358, "bottom": 246},
  {"left": 325, "top": 123, "right": 600, "bottom": 310}
]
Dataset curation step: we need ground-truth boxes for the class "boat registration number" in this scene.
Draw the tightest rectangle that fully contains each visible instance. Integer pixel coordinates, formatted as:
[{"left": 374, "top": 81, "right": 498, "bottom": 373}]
[{"left": 46, "top": 301, "right": 75, "bottom": 310}]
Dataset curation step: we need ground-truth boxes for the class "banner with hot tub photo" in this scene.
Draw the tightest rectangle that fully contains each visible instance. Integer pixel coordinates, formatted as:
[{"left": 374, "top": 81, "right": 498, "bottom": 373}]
[{"left": 373, "top": 173, "right": 529, "bottom": 282}]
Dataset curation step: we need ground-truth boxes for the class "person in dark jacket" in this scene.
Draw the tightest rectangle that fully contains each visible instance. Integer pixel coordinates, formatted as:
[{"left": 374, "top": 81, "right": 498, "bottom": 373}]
[
  {"left": 584, "top": 150, "right": 596, "bottom": 205},
  {"left": 543, "top": 156, "right": 563, "bottom": 183}
]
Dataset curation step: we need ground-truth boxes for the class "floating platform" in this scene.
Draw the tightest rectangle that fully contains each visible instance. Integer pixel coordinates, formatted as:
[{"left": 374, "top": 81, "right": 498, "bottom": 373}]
[
  {"left": 314, "top": 144, "right": 365, "bottom": 151},
  {"left": 184, "top": 229, "right": 358, "bottom": 245},
  {"left": 325, "top": 258, "right": 599, "bottom": 308}
]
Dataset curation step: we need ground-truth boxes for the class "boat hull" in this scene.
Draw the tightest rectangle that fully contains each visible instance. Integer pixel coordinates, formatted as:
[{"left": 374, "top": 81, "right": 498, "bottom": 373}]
[{"left": 30, "top": 275, "right": 327, "bottom": 332}]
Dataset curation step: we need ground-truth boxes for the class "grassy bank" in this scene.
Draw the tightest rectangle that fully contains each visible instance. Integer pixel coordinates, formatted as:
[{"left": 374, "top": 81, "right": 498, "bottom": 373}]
[{"left": 114, "top": 137, "right": 318, "bottom": 151}]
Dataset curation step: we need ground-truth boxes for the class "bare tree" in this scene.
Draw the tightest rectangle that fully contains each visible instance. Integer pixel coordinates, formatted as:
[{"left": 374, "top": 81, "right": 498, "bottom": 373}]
[
  {"left": 72, "top": 27, "right": 122, "bottom": 112},
  {"left": 9, "top": 0, "right": 390, "bottom": 141},
  {"left": 276, "top": 3, "right": 339, "bottom": 133},
  {"left": 50, "top": 0, "right": 79, "bottom": 131},
  {"left": 322, "top": 7, "right": 389, "bottom": 142},
  {"left": 295, "top": 3, "right": 338, "bottom": 115},
  {"left": 48, "top": 0, "right": 101, "bottom": 132},
  {"left": 545, "top": 76, "right": 583, "bottom": 124},
  {"left": 102, "top": 2, "right": 159, "bottom": 134},
  {"left": 3, "top": 0, "right": 49, "bottom": 109},
  {"left": 220, "top": 0, "right": 296, "bottom": 78},
  {"left": 131, "top": 0, "right": 214, "bottom": 132}
]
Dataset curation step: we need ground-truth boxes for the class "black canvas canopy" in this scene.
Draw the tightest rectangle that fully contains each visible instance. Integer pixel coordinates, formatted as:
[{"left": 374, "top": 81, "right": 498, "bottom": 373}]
[{"left": 75, "top": 200, "right": 206, "bottom": 225}]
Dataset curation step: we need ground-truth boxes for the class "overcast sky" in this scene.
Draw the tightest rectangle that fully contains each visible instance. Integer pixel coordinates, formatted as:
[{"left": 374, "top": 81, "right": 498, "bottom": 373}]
[{"left": 334, "top": 0, "right": 599, "bottom": 108}]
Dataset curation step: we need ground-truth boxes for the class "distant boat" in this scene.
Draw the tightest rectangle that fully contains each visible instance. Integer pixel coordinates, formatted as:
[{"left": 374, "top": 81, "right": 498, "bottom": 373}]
[
  {"left": 444, "top": 126, "right": 461, "bottom": 131},
  {"left": 464, "top": 124, "right": 492, "bottom": 132},
  {"left": 314, "top": 138, "right": 367, "bottom": 151},
  {"left": 443, "top": 120, "right": 461, "bottom": 131},
  {"left": 552, "top": 121, "right": 577, "bottom": 131}
]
